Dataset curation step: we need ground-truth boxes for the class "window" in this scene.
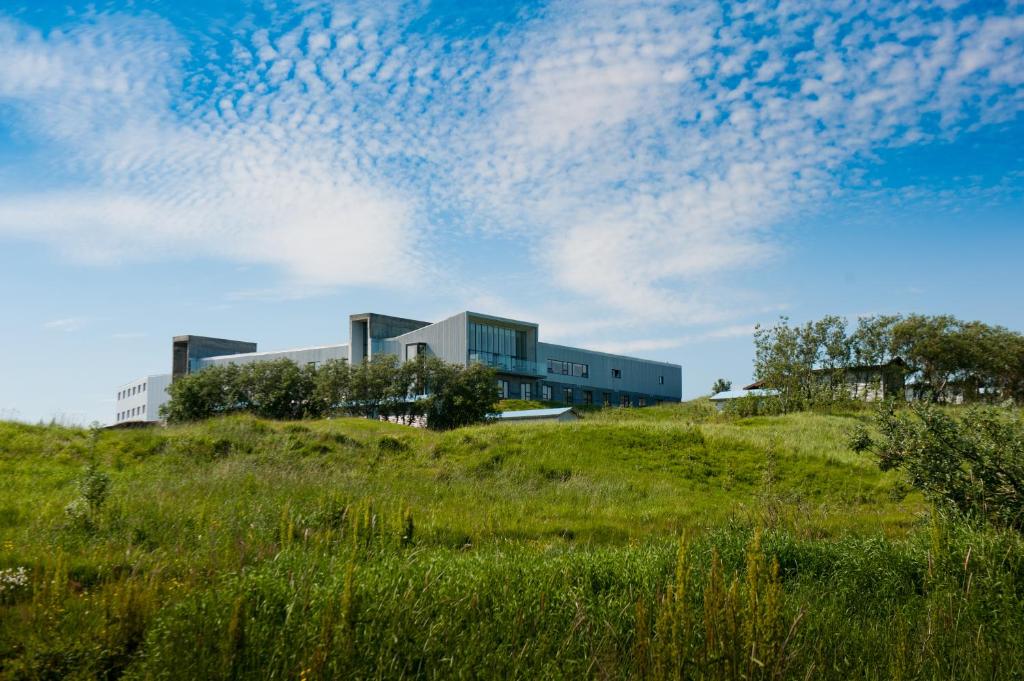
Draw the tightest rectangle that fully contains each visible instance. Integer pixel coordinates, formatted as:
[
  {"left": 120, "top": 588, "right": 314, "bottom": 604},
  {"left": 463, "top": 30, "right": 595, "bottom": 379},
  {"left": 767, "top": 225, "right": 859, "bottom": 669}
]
[
  {"left": 603, "top": 393, "right": 611, "bottom": 406},
  {"left": 659, "top": 376, "right": 664, "bottom": 385},
  {"left": 547, "top": 359, "right": 588, "bottom": 378},
  {"left": 497, "top": 379, "right": 510, "bottom": 399},
  {"left": 542, "top": 385, "right": 552, "bottom": 401},
  {"left": 612, "top": 368, "right": 622, "bottom": 379},
  {"left": 638, "top": 397, "right": 646, "bottom": 407},
  {"left": 142, "top": 405, "right": 146, "bottom": 414},
  {"left": 583, "top": 390, "right": 593, "bottom": 405},
  {"left": 620, "top": 394, "right": 630, "bottom": 407},
  {"left": 563, "top": 387, "right": 573, "bottom": 404},
  {"left": 521, "top": 383, "right": 532, "bottom": 400},
  {"left": 142, "top": 383, "right": 146, "bottom": 392}
]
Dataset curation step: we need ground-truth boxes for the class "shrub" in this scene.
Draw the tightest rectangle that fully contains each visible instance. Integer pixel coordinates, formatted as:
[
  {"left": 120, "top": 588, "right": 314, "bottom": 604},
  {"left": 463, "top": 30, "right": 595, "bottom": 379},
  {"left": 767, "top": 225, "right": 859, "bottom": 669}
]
[{"left": 851, "top": 404, "right": 1024, "bottom": 531}]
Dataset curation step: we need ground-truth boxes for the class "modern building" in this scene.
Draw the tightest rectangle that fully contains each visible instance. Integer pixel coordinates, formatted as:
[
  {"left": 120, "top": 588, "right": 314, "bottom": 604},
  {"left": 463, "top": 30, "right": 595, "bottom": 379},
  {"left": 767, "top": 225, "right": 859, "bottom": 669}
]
[
  {"left": 116, "top": 310, "right": 683, "bottom": 423},
  {"left": 114, "top": 374, "right": 171, "bottom": 425}
]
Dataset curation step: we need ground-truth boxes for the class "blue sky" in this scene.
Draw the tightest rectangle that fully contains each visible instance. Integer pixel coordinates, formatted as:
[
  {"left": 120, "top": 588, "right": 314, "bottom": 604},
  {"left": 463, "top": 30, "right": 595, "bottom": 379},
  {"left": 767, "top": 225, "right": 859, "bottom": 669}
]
[{"left": 0, "top": 0, "right": 1022, "bottom": 424}]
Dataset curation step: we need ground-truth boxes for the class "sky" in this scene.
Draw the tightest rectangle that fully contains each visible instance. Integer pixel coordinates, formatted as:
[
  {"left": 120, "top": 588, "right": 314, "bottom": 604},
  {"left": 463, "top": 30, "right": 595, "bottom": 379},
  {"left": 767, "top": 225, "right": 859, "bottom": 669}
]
[{"left": 0, "top": 0, "right": 1022, "bottom": 425}]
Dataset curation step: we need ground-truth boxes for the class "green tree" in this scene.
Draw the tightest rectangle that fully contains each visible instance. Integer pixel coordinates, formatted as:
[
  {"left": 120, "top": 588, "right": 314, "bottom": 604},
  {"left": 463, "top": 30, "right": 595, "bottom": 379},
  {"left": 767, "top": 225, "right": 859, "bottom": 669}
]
[
  {"left": 425, "top": 362, "right": 499, "bottom": 430},
  {"left": 710, "top": 379, "right": 732, "bottom": 394},
  {"left": 851, "top": 404, "right": 1024, "bottom": 531}
]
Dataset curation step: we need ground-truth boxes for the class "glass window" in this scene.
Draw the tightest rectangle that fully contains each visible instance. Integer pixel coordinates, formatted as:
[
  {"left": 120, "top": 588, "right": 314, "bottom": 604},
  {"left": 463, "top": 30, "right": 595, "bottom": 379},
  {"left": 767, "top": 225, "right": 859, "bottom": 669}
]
[
  {"left": 563, "top": 387, "right": 573, "bottom": 404},
  {"left": 497, "top": 379, "right": 510, "bottom": 399},
  {"left": 583, "top": 390, "right": 593, "bottom": 405},
  {"left": 620, "top": 394, "right": 630, "bottom": 407},
  {"left": 603, "top": 393, "right": 611, "bottom": 406},
  {"left": 638, "top": 397, "right": 646, "bottom": 407},
  {"left": 612, "top": 369, "right": 622, "bottom": 379},
  {"left": 542, "top": 385, "right": 552, "bottom": 401},
  {"left": 521, "top": 383, "right": 531, "bottom": 400},
  {"left": 659, "top": 376, "right": 665, "bottom": 385}
]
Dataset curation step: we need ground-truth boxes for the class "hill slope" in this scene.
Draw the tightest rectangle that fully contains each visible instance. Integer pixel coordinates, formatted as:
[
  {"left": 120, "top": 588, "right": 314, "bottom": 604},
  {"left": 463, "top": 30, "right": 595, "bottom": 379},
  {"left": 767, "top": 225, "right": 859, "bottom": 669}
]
[{"left": 1, "top": 405, "right": 1021, "bottom": 679}]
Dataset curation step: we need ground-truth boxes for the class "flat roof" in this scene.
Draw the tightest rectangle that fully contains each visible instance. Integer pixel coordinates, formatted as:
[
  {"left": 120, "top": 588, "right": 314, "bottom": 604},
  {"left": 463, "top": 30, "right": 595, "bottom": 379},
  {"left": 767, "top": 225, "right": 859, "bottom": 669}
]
[
  {"left": 496, "top": 407, "right": 577, "bottom": 419},
  {"left": 538, "top": 341, "right": 682, "bottom": 368},
  {"left": 200, "top": 344, "right": 347, "bottom": 362},
  {"left": 709, "top": 389, "right": 779, "bottom": 401}
]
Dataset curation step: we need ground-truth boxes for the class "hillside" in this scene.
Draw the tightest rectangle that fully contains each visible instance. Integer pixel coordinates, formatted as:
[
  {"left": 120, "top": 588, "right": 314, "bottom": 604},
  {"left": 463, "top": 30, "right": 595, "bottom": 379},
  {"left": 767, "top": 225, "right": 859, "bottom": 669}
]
[{"left": 1, "top": 404, "right": 1022, "bottom": 679}]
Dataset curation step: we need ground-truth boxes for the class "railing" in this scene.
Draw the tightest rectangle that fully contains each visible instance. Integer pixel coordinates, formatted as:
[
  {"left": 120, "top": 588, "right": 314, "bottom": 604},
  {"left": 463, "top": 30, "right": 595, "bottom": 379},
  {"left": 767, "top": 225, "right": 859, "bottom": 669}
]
[{"left": 469, "top": 351, "right": 544, "bottom": 376}]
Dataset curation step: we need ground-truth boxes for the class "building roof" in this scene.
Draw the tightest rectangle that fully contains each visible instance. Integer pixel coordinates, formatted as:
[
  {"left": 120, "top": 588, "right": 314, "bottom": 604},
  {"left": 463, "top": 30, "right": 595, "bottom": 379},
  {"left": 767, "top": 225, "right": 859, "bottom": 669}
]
[
  {"left": 495, "top": 407, "right": 578, "bottom": 420},
  {"left": 709, "top": 389, "right": 779, "bottom": 401}
]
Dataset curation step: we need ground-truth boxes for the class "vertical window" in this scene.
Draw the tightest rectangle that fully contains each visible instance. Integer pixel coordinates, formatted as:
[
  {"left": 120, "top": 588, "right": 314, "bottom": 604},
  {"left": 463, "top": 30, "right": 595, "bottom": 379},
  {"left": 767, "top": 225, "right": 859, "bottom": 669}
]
[
  {"left": 638, "top": 397, "right": 646, "bottom": 407},
  {"left": 659, "top": 376, "right": 664, "bottom": 385},
  {"left": 612, "top": 369, "right": 622, "bottom": 379},
  {"left": 520, "top": 383, "right": 532, "bottom": 400},
  {"left": 143, "top": 383, "right": 146, "bottom": 392},
  {"left": 563, "top": 387, "right": 573, "bottom": 404},
  {"left": 583, "top": 390, "right": 593, "bottom": 405},
  {"left": 497, "top": 379, "right": 509, "bottom": 399},
  {"left": 542, "top": 385, "right": 552, "bottom": 401},
  {"left": 602, "top": 393, "right": 611, "bottom": 407},
  {"left": 620, "top": 394, "right": 630, "bottom": 407}
]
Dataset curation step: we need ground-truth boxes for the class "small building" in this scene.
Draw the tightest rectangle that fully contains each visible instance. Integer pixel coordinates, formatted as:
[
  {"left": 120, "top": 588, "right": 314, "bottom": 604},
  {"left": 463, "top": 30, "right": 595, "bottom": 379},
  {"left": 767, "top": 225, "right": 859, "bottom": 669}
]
[
  {"left": 742, "top": 358, "right": 908, "bottom": 402},
  {"left": 494, "top": 407, "right": 581, "bottom": 423},
  {"left": 708, "top": 389, "right": 779, "bottom": 411}
]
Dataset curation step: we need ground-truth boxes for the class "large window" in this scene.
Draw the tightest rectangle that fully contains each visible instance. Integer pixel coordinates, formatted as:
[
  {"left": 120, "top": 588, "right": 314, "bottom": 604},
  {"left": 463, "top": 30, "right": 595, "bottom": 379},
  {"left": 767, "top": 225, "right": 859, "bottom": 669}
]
[
  {"left": 602, "top": 393, "right": 611, "bottom": 406},
  {"left": 542, "top": 385, "right": 552, "bottom": 401},
  {"left": 469, "top": 321, "right": 529, "bottom": 372},
  {"left": 563, "top": 387, "right": 573, "bottom": 404},
  {"left": 497, "top": 379, "right": 510, "bottom": 399},
  {"left": 583, "top": 390, "right": 593, "bottom": 405},
  {"left": 620, "top": 394, "right": 630, "bottom": 407},
  {"left": 547, "top": 359, "right": 588, "bottom": 378},
  {"left": 521, "top": 383, "right": 532, "bottom": 400}
]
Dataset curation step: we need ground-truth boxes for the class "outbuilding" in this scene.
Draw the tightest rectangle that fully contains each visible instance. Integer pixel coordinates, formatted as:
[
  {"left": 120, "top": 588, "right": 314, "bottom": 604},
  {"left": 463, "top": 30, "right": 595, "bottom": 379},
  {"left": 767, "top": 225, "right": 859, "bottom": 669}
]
[{"left": 494, "top": 407, "right": 581, "bottom": 423}]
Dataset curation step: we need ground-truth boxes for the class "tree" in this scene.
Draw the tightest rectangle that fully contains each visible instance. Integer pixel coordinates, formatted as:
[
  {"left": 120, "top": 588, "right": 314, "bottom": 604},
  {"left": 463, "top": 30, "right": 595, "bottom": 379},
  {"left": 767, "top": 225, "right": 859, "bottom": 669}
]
[
  {"left": 424, "top": 362, "right": 499, "bottom": 430},
  {"left": 710, "top": 379, "right": 732, "bottom": 394},
  {"left": 851, "top": 404, "right": 1024, "bottom": 531}
]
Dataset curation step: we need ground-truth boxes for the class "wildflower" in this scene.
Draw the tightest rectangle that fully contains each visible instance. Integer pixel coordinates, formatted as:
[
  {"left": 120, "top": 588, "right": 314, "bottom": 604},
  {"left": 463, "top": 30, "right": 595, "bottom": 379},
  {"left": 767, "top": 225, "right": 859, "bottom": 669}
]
[{"left": 0, "top": 566, "right": 29, "bottom": 594}]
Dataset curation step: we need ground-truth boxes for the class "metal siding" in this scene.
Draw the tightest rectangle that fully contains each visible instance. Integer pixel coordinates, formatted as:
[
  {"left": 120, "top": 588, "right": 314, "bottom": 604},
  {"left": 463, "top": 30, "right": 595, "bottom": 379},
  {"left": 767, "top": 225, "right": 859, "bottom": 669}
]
[
  {"left": 537, "top": 342, "right": 682, "bottom": 401},
  {"left": 196, "top": 345, "right": 348, "bottom": 369},
  {"left": 387, "top": 312, "right": 468, "bottom": 365}
]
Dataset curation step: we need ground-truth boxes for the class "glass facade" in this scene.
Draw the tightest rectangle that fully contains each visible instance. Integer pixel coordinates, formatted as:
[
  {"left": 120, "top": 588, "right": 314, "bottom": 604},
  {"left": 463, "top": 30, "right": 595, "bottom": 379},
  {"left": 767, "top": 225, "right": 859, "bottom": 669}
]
[{"left": 468, "top": 321, "right": 539, "bottom": 375}]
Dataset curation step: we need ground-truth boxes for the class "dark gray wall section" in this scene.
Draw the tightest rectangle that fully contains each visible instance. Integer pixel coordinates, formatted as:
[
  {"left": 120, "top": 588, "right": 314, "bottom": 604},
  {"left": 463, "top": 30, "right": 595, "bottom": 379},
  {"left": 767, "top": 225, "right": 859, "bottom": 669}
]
[{"left": 537, "top": 342, "right": 681, "bottom": 400}]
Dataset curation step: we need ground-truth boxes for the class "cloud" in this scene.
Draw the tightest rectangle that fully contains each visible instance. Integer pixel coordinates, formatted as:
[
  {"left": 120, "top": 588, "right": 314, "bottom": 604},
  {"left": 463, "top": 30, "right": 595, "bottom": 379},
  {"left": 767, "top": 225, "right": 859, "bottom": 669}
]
[
  {"left": 0, "top": 1, "right": 1022, "bottom": 319},
  {"left": 44, "top": 317, "right": 87, "bottom": 332}
]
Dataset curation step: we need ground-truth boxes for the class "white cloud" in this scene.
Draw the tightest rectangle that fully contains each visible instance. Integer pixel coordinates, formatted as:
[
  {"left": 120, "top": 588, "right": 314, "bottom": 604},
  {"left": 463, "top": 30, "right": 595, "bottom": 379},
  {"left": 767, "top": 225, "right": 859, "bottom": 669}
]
[
  {"left": 44, "top": 317, "right": 87, "bottom": 332},
  {"left": 0, "top": 0, "right": 1021, "bottom": 321}
]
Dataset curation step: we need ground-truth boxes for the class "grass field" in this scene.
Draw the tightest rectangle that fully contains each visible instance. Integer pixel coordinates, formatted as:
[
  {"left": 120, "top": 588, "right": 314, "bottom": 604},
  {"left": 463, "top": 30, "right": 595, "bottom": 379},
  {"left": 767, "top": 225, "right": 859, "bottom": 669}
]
[{"left": 1, "top": 402, "right": 1022, "bottom": 679}]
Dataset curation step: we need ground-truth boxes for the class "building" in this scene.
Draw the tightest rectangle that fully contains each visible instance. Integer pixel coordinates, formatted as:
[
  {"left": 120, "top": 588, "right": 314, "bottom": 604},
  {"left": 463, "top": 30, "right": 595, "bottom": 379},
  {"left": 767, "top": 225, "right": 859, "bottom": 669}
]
[
  {"left": 494, "top": 407, "right": 581, "bottom": 423},
  {"left": 742, "top": 358, "right": 908, "bottom": 402},
  {"left": 708, "top": 388, "right": 779, "bottom": 411},
  {"left": 114, "top": 374, "right": 171, "bottom": 425},
  {"left": 117, "top": 310, "right": 683, "bottom": 423}
]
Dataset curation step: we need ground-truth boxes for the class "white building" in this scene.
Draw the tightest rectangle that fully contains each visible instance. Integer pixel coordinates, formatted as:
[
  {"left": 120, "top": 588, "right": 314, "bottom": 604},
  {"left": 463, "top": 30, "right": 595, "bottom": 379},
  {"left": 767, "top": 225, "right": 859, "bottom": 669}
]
[{"left": 114, "top": 374, "right": 170, "bottom": 425}]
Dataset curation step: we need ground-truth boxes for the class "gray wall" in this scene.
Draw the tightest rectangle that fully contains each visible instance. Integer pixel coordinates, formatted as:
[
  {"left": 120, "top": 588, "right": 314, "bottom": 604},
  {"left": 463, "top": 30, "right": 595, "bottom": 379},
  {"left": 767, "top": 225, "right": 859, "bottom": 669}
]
[
  {"left": 388, "top": 312, "right": 468, "bottom": 366},
  {"left": 196, "top": 344, "right": 348, "bottom": 370},
  {"left": 537, "top": 342, "right": 682, "bottom": 401}
]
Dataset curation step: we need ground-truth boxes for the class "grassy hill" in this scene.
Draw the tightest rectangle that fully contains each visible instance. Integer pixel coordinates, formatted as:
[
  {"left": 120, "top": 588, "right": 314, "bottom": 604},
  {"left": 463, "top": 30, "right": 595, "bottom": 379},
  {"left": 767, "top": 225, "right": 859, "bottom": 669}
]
[{"left": 1, "top": 403, "right": 1022, "bottom": 679}]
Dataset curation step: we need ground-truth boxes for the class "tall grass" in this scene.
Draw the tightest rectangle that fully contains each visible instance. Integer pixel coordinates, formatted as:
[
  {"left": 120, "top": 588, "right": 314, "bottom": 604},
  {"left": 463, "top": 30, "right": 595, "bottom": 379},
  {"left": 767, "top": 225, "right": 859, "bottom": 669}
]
[{"left": 1, "top": 407, "right": 1022, "bottom": 678}]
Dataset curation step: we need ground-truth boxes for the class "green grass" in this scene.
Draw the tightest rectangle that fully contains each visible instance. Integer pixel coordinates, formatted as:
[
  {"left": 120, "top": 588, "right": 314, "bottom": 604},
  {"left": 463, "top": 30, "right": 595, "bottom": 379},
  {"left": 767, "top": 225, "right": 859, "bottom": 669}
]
[{"left": 1, "top": 404, "right": 1022, "bottom": 679}]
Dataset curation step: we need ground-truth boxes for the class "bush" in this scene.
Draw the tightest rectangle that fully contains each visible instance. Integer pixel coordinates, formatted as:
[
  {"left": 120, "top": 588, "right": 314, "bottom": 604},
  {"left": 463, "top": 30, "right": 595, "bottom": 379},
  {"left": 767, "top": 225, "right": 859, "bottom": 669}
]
[
  {"left": 162, "top": 355, "right": 498, "bottom": 430},
  {"left": 851, "top": 404, "right": 1024, "bottom": 531}
]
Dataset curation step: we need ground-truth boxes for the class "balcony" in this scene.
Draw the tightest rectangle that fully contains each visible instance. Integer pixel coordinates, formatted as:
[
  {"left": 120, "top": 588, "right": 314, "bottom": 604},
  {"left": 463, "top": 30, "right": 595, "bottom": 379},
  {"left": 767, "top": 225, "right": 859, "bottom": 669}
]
[{"left": 469, "top": 351, "right": 544, "bottom": 377}]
